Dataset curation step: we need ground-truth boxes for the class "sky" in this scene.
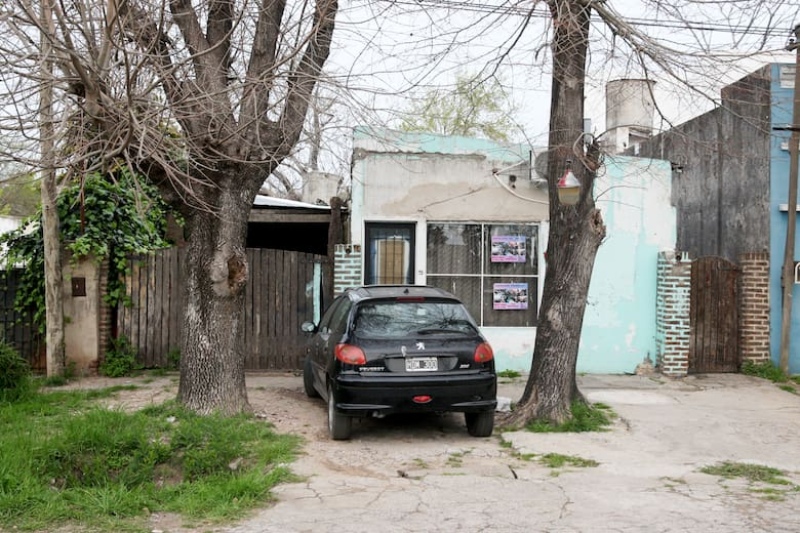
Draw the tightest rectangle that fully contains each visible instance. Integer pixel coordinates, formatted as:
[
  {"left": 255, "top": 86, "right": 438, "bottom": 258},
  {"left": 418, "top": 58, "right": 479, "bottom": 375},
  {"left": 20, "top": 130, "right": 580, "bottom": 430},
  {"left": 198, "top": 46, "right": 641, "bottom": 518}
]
[{"left": 319, "top": 0, "right": 799, "bottom": 150}]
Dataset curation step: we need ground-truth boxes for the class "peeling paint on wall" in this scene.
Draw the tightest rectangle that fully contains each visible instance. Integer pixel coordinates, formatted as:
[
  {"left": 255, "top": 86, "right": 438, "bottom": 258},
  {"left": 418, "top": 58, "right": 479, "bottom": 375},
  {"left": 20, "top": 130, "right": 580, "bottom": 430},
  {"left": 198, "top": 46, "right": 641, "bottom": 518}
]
[{"left": 579, "top": 156, "right": 676, "bottom": 373}]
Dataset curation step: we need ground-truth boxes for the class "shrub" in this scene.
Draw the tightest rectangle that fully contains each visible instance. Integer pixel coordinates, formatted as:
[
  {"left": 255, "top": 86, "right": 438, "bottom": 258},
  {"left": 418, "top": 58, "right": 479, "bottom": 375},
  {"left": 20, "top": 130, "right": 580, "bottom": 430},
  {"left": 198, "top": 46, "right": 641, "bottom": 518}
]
[
  {"left": 0, "top": 342, "right": 32, "bottom": 401},
  {"left": 167, "top": 348, "right": 180, "bottom": 370},
  {"left": 100, "top": 336, "right": 141, "bottom": 378},
  {"left": 741, "top": 360, "right": 788, "bottom": 383}
]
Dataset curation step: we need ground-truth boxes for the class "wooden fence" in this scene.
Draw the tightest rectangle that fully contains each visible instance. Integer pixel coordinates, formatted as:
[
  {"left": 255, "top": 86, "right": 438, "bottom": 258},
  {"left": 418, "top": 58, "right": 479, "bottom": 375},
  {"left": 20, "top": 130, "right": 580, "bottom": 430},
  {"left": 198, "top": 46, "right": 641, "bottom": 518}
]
[
  {"left": 0, "top": 269, "right": 45, "bottom": 372},
  {"left": 118, "top": 247, "right": 329, "bottom": 371}
]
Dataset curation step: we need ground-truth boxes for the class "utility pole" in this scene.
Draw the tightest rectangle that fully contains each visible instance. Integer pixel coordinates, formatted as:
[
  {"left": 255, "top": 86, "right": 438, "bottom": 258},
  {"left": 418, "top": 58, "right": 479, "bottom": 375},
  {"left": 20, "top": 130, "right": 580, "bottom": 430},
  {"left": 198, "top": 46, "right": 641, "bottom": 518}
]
[{"left": 779, "top": 24, "right": 800, "bottom": 374}]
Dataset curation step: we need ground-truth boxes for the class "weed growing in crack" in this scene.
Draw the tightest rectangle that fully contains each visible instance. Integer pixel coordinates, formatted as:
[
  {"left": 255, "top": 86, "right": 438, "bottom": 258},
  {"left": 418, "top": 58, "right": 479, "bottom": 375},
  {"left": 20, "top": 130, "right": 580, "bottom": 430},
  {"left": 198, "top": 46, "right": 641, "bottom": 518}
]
[
  {"left": 700, "top": 461, "right": 799, "bottom": 501},
  {"left": 446, "top": 450, "right": 471, "bottom": 468},
  {"left": 538, "top": 453, "right": 598, "bottom": 469},
  {"left": 701, "top": 462, "right": 790, "bottom": 484}
]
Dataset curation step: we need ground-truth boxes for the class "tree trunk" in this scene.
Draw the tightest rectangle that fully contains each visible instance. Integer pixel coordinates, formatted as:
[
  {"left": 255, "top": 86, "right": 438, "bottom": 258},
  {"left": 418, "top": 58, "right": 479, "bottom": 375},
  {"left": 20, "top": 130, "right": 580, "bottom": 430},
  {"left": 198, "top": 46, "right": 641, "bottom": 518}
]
[
  {"left": 177, "top": 182, "right": 255, "bottom": 415},
  {"left": 41, "top": 176, "right": 65, "bottom": 377},
  {"left": 39, "top": 0, "right": 65, "bottom": 378},
  {"left": 502, "top": 0, "right": 605, "bottom": 427}
]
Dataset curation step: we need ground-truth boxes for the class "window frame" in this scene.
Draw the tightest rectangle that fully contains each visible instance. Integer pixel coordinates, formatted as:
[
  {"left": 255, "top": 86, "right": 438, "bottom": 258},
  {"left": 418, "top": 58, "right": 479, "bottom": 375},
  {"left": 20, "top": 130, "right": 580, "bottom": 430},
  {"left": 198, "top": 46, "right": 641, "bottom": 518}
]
[
  {"left": 425, "top": 222, "right": 539, "bottom": 328},
  {"left": 363, "top": 222, "right": 417, "bottom": 285}
]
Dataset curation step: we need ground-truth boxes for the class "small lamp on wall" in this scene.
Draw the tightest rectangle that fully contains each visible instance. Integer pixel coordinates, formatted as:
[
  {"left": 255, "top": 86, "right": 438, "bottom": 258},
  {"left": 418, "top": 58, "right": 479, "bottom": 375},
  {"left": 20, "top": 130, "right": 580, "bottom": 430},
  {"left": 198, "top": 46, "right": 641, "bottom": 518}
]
[{"left": 557, "top": 160, "right": 581, "bottom": 206}]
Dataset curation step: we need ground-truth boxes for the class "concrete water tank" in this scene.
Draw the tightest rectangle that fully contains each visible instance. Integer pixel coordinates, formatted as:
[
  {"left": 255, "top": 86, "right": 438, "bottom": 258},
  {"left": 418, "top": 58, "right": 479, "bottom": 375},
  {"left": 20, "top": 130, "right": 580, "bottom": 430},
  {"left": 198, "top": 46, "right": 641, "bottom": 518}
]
[
  {"left": 605, "top": 79, "right": 656, "bottom": 154},
  {"left": 302, "top": 171, "right": 342, "bottom": 205}
]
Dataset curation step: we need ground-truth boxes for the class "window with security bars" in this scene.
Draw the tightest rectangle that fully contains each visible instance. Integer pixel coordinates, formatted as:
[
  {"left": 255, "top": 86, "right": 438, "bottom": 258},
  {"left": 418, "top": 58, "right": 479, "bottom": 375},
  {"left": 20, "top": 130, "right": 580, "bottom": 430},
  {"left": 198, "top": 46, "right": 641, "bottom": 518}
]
[
  {"left": 364, "top": 223, "right": 415, "bottom": 285},
  {"left": 426, "top": 223, "right": 538, "bottom": 327}
]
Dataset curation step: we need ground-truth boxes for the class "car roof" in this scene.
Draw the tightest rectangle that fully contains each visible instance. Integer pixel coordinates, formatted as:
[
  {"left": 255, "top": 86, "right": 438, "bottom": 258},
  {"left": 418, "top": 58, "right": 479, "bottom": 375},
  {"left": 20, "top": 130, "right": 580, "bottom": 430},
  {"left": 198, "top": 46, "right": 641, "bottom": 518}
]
[{"left": 346, "top": 285, "right": 460, "bottom": 303}]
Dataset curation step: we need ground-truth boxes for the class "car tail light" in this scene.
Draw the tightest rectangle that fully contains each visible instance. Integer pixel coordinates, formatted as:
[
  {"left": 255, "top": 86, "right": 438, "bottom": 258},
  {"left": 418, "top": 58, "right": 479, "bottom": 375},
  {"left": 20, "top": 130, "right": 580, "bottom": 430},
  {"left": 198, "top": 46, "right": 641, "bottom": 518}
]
[
  {"left": 335, "top": 343, "right": 367, "bottom": 365},
  {"left": 413, "top": 395, "right": 432, "bottom": 404},
  {"left": 473, "top": 342, "right": 494, "bottom": 363}
]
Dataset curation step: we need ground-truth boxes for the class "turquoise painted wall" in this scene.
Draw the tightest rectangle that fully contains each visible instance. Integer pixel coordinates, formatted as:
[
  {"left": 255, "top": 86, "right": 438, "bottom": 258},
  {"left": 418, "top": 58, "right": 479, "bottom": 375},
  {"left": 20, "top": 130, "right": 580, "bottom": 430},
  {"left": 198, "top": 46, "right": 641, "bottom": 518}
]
[
  {"left": 579, "top": 156, "right": 676, "bottom": 373},
  {"left": 353, "top": 126, "right": 529, "bottom": 163},
  {"left": 351, "top": 127, "right": 676, "bottom": 374},
  {"left": 769, "top": 63, "right": 800, "bottom": 375}
]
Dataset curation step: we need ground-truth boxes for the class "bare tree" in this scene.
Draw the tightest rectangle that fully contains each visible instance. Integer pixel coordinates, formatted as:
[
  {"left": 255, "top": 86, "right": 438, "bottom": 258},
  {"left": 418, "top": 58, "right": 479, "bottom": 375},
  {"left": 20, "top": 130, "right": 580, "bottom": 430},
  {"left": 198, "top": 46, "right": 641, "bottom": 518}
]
[
  {"left": 501, "top": 0, "right": 795, "bottom": 425},
  {"left": 0, "top": 0, "right": 336, "bottom": 413},
  {"left": 260, "top": 85, "right": 350, "bottom": 200},
  {"left": 330, "top": 0, "right": 795, "bottom": 425}
]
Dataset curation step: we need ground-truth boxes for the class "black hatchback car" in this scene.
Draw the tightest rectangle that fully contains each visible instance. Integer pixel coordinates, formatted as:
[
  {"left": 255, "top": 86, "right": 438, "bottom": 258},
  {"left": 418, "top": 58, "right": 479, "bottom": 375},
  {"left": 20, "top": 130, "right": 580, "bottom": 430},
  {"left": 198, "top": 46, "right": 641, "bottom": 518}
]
[{"left": 302, "top": 285, "right": 497, "bottom": 440}]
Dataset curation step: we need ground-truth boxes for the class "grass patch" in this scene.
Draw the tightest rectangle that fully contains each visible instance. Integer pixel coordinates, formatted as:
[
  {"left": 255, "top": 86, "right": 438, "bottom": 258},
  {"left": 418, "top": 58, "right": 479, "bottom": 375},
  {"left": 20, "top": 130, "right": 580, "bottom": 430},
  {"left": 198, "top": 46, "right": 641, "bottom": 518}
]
[
  {"left": 750, "top": 487, "right": 789, "bottom": 501},
  {"left": 740, "top": 361, "right": 789, "bottom": 383},
  {"left": 0, "top": 386, "right": 300, "bottom": 532},
  {"left": 524, "top": 402, "right": 615, "bottom": 433},
  {"left": 741, "top": 361, "right": 800, "bottom": 394},
  {"left": 538, "top": 453, "right": 598, "bottom": 469},
  {"left": 412, "top": 458, "right": 429, "bottom": 469},
  {"left": 446, "top": 450, "right": 470, "bottom": 468},
  {"left": 497, "top": 369, "right": 522, "bottom": 379},
  {"left": 700, "top": 461, "right": 792, "bottom": 486},
  {"left": 700, "top": 461, "right": 800, "bottom": 501}
]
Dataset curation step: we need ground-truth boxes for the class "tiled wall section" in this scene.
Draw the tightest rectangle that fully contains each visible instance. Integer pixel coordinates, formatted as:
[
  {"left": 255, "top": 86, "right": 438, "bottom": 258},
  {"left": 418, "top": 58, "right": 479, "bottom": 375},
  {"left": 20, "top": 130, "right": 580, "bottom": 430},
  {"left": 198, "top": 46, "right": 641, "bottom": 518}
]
[
  {"left": 334, "top": 244, "right": 362, "bottom": 295},
  {"left": 656, "top": 251, "right": 692, "bottom": 376}
]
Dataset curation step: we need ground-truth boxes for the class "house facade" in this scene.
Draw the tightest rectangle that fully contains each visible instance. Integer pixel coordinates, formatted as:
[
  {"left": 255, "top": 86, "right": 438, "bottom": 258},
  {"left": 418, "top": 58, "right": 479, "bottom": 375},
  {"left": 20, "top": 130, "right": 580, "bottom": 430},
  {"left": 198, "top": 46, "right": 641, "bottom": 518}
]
[
  {"left": 337, "top": 126, "right": 675, "bottom": 373},
  {"left": 637, "top": 63, "right": 797, "bottom": 374}
]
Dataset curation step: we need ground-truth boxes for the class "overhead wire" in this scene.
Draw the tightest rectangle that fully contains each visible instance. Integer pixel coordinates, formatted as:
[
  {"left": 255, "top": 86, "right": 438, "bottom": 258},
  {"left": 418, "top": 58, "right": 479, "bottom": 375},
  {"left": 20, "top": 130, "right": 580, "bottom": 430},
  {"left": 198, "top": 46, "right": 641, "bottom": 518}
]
[{"left": 348, "top": 0, "right": 791, "bottom": 38}]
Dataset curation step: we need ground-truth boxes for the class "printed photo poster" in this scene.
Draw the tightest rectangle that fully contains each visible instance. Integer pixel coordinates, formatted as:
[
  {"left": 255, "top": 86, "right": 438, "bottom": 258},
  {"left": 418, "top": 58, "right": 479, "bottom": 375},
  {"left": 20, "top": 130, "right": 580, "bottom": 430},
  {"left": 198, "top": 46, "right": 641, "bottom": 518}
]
[
  {"left": 493, "top": 283, "right": 529, "bottom": 310},
  {"left": 491, "top": 235, "right": 526, "bottom": 263}
]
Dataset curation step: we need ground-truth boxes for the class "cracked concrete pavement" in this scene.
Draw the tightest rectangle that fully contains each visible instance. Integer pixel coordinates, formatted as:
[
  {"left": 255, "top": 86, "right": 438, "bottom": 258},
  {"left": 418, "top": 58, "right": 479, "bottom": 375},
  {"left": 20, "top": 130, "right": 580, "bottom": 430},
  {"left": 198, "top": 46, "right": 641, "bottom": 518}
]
[{"left": 213, "top": 372, "right": 800, "bottom": 533}]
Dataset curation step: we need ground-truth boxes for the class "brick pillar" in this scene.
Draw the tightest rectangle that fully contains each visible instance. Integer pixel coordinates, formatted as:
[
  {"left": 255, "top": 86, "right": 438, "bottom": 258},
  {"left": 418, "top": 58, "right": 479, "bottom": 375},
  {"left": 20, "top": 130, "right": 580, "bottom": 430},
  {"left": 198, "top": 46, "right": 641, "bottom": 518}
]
[
  {"left": 739, "top": 252, "right": 770, "bottom": 364},
  {"left": 656, "top": 251, "right": 692, "bottom": 377},
  {"left": 96, "top": 256, "right": 112, "bottom": 375},
  {"left": 334, "top": 244, "right": 362, "bottom": 295}
]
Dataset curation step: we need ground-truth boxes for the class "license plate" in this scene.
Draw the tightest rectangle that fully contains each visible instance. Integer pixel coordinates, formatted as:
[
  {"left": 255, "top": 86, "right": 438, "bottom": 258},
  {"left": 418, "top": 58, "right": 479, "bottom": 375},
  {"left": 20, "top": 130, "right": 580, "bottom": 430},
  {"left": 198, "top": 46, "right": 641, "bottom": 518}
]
[{"left": 406, "top": 357, "right": 438, "bottom": 372}]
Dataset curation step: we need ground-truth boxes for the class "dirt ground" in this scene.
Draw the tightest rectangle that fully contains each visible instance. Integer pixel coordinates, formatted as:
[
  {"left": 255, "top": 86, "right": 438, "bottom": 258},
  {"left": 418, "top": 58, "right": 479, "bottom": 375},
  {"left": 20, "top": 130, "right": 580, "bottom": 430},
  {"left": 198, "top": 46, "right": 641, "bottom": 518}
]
[
  {"left": 62, "top": 371, "right": 520, "bottom": 443},
  {"left": 58, "top": 371, "right": 523, "bottom": 532},
  {"left": 53, "top": 372, "right": 800, "bottom": 533}
]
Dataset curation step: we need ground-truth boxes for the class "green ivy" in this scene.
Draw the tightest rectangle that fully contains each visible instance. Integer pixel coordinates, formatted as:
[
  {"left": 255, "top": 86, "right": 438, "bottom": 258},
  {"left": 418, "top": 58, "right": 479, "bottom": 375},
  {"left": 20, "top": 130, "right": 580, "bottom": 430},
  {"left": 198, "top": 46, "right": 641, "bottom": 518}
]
[
  {"left": 99, "top": 335, "right": 141, "bottom": 377},
  {"left": 0, "top": 341, "right": 32, "bottom": 402},
  {"left": 0, "top": 168, "right": 173, "bottom": 332}
]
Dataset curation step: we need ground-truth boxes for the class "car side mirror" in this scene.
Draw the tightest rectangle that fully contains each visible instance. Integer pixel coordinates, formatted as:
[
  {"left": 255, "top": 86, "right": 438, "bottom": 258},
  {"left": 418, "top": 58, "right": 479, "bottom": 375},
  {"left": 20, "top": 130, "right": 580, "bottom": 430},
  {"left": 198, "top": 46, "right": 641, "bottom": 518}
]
[{"left": 301, "top": 321, "right": 317, "bottom": 333}]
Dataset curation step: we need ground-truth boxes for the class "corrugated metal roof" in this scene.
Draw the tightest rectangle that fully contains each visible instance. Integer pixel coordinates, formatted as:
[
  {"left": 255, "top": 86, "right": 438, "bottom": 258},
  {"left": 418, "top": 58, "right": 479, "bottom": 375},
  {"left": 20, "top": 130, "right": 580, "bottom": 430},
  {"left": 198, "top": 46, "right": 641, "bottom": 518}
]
[{"left": 252, "top": 195, "right": 330, "bottom": 210}]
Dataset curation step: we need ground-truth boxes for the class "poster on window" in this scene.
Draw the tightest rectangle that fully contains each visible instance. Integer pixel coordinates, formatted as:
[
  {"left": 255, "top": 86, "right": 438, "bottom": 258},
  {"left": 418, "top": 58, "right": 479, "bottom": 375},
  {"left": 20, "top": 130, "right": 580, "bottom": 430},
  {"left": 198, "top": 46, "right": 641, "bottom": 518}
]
[
  {"left": 491, "top": 235, "right": 526, "bottom": 263},
  {"left": 493, "top": 283, "right": 529, "bottom": 310}
]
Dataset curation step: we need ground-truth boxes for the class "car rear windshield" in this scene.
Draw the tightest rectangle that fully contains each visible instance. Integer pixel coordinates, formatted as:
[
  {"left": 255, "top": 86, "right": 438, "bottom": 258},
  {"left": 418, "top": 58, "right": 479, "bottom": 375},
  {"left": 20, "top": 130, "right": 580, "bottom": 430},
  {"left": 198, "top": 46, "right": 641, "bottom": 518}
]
[{"left": 353, "top": 299, "right": 478, "bottom": 338}]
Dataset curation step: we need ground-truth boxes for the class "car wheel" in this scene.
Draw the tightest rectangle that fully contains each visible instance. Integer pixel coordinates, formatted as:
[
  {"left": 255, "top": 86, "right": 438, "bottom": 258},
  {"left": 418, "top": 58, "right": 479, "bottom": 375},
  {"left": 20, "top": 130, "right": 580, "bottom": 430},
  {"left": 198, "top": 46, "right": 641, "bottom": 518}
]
[
  {"left": 303, "top": 356, "right": 319, "bottom": 398},
  {"left": 327, "top": 383, "right": 352, "bottom": 440},
  {"left": 465, "top": 411, "right": 494, "bottom": 437}
]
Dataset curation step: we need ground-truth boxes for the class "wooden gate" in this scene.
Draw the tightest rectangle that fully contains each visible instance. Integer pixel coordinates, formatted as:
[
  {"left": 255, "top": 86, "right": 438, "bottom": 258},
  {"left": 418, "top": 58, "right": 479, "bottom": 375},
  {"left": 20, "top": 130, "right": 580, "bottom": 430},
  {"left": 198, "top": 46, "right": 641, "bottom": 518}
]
[
  {"left": 118, "top": 247, "right": 329, "bottom": 371},
  {"left": 689, "top": 256, "right": 740, "bottom": 373}
]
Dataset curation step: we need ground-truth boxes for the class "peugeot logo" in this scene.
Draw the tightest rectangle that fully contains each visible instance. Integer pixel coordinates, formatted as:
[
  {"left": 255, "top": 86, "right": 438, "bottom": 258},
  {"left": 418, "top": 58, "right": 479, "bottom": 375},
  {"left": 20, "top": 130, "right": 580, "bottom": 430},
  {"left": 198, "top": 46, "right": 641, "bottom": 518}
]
[{"left": 416, "top": 342, "right": 425, "bottom": 351}]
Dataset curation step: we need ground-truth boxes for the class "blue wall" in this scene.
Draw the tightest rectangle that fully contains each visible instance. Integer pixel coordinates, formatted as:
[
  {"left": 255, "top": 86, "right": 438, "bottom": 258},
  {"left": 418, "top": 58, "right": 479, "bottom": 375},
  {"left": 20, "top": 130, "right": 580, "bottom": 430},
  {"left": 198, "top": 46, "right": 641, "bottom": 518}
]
[
  {"left": 769, "top": 63, "right": 800, "bottom": 374},
  {"left": 579, "top": 156, "right": 676, "bottom": 373}
]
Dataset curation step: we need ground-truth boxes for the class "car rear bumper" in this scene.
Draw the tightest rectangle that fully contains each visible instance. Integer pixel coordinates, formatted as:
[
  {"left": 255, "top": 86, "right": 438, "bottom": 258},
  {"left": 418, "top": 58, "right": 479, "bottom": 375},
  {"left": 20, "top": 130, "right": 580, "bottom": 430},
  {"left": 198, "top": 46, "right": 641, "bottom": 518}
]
[{"left": 331, "top": 372, "right": 497, "bottom": 417}]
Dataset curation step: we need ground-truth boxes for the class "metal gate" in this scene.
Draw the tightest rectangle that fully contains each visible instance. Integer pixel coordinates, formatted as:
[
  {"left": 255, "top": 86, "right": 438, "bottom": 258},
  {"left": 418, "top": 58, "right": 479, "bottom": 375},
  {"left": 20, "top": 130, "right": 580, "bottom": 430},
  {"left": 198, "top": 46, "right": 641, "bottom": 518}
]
[{"left": 689, "top": 256, "right": 740, "bottom": 373}]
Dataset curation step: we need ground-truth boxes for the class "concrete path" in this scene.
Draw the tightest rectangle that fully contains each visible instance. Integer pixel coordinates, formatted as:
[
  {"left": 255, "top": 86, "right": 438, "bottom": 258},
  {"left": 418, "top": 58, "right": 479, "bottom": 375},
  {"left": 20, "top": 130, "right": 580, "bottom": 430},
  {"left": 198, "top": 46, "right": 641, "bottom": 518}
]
[{"left": 220, "top": 373, "right": 800, "bottom": 533}]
